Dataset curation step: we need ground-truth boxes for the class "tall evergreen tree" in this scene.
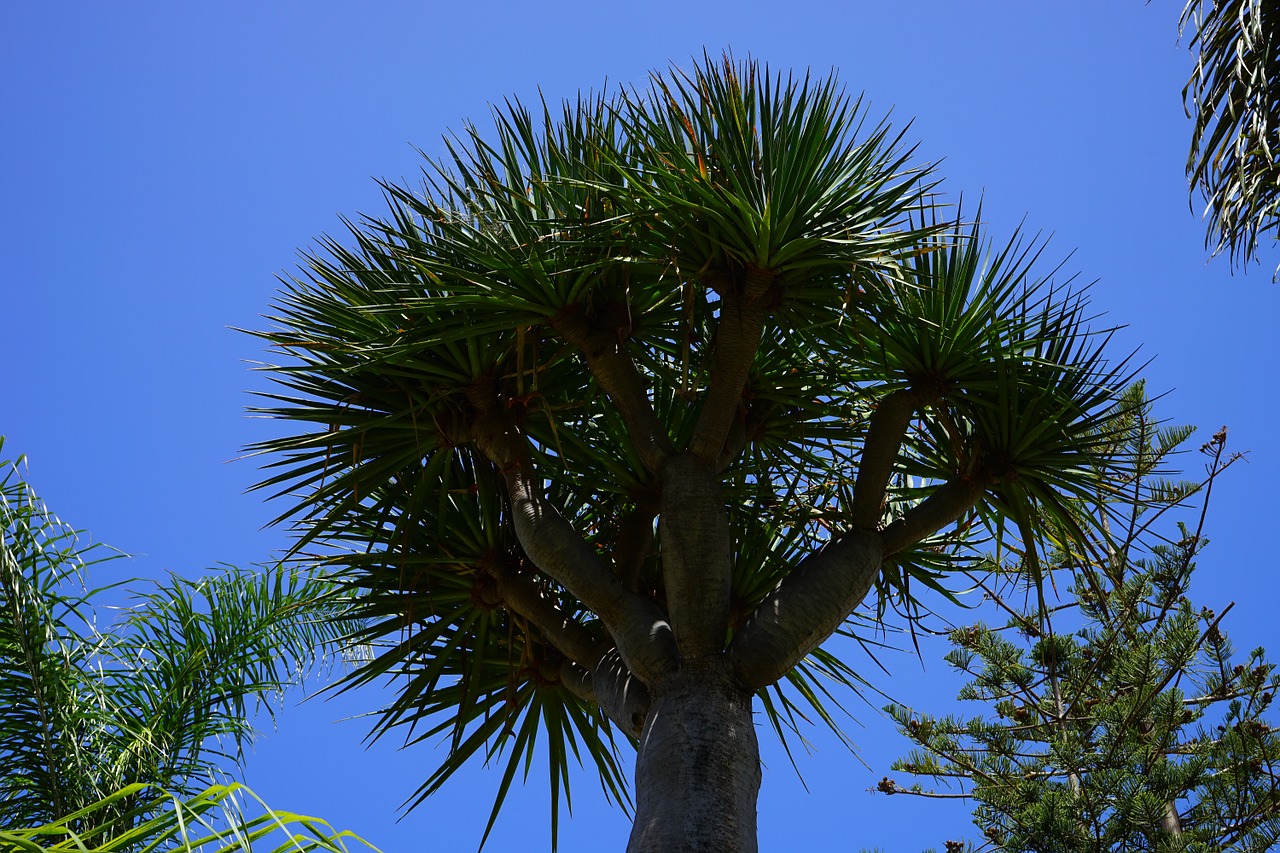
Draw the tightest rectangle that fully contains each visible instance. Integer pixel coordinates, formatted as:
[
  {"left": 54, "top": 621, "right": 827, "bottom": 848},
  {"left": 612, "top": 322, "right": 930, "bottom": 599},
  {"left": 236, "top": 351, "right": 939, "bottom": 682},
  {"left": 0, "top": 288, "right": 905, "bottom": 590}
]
[{"left": 885, "top": 386, "right": 1280, "bottom": 851}]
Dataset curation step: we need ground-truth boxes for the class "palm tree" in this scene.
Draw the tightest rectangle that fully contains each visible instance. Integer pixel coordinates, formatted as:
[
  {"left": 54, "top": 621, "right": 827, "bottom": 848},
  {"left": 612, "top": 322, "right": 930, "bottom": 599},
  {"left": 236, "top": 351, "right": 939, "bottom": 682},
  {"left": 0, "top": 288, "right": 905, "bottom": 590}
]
[
  {"left": 0, "top": 439, "right": 370, "bottom": 851},
  {"left": 249, "top": 54, "right": 1137, "bottom": 852},
  {"left": 1182, "top": 0, "right": 1280, "bottom": 272}
]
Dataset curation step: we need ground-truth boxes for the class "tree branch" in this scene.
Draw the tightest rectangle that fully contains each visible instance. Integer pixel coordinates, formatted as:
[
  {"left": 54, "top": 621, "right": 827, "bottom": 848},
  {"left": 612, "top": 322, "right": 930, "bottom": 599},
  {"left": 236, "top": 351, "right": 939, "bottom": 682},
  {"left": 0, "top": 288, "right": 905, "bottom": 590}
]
[
  {"left": 553, "top": 311, "right": 674, "bottom": 474},
  {"left": 877, "top": 780, "right": 973, "bottom": 800},
  {"left": 553, "top": 654, "right": 651, "bottom": 738},
  {"left": 590, "top": 647, "right": 652, "bottom": 737},
  {"left": 486, "top": 552, "right": 657, "bottom": 739},
  {"left": 852, "top": 387, "right": 934, "bottom": 528},
  {"left": 730, "top": 474, "right": 984, "bottom": 691},
  {"left": 556, "top": 659, "right": 596, "bottom": 703},
  {"left": 466, "top": 377, "right": 677, "bottom": 686},
  {"left": 688, "top": 268, "right": 773, "bottom": 465},
  {"left": 727, "top": 529, "right": 884, "bottom": 691},
  {"left": 483, "top": 554, "right": 602, "bottom": 670},
  {"left": 881, "top": 477, "right": 983, "bottom": 555},
  {"left": 613, "top": 503, "right": 657, "bottom": 594},
  {"left": 502, "top": 455, "right": 677, "bottom": 685}
]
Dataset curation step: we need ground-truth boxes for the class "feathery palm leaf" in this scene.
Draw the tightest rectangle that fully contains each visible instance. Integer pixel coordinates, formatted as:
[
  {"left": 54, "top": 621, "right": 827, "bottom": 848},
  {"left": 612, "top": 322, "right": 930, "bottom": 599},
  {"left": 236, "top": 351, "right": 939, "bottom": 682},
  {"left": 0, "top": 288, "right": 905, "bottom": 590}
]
[
  {"left": 0, "top": 440, "right": 118, "bottom": 827},
  {"left": 0, "top": 783, "right": 378, "bottom": 853},
  {"left": 1182, "top": 0, "right": 1280, "bottom": 272},
  {"left": 0, "top": 440, "right": 347, "bottom": 844}
]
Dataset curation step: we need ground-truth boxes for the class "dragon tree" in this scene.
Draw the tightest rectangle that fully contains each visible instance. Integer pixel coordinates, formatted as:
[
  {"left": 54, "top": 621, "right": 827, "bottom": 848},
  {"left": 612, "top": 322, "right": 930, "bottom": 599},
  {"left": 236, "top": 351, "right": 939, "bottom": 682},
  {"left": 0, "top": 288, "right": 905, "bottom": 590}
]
[{"left": 250, "top": 55, "right": 1134, "bottom": 852}]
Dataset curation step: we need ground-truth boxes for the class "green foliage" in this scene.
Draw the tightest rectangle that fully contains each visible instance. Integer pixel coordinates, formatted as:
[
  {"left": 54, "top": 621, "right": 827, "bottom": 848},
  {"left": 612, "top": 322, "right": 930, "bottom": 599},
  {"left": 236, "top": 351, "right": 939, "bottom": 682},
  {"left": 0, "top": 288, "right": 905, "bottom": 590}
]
[
  {"left": 886, "top": 388, "right": 1280, "bottom": 851},
  {"left": 0, "top": 783, "right": 379, "bottom": 853},
  {"left": 1181, "top": 0, "right": 1280, "bottom": 273},
  {"left": 248, "top": 53, "right": 1138, "bottom": 845},
  {"left": 0, "top": 439, "right": 358, "bottom": 849}
]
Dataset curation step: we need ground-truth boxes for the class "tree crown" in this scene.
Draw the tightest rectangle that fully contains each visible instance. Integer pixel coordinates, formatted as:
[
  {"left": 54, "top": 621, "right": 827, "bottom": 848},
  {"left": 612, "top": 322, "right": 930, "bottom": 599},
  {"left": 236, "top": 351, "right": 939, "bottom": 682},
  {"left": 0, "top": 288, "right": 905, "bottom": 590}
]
[{"left": 249, "top": 54, "right": 1140, "bottom": 843}]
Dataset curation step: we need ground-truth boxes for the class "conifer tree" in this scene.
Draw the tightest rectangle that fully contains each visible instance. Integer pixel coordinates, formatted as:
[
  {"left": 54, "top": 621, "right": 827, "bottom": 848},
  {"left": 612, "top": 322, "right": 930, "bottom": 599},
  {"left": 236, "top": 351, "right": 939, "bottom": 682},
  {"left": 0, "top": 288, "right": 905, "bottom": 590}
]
[{"left": 884, "top": 385, "right": 1280, "bottom": 851}]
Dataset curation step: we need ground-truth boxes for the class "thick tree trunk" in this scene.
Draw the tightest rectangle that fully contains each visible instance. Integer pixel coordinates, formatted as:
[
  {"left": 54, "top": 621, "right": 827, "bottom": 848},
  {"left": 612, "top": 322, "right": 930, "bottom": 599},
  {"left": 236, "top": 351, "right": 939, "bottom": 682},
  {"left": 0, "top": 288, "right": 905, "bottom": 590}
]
[{"left": 626, "top": 663, "right": 761, "bottom": 853}]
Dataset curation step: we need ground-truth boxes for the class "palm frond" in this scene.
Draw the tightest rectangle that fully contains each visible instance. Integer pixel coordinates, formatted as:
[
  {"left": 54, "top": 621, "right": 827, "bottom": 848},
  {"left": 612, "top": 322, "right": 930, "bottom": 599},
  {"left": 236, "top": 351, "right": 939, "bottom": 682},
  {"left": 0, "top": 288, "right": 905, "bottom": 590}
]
[
  {"left": 0, "top": 440, "right": 347, "bottom": 839},
  {"left": 1182, "top": 0, "right": 1280, "bottom": 272},
  {"left": 104, "top": 565, "right": 347, "bottom": 804},
  {"left": 0, "top": 783, "right": 379, "bottom": 852},
  {"left": 0, "top": 442, "right": 122, "bottom": 826}
]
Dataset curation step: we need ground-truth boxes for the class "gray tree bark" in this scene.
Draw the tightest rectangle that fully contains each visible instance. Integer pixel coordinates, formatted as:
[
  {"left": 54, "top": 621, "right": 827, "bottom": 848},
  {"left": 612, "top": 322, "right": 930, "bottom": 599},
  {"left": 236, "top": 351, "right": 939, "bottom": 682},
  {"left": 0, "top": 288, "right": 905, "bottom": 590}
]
[{"left": 626, "top": 663, "right": 761, "bottom": 853}]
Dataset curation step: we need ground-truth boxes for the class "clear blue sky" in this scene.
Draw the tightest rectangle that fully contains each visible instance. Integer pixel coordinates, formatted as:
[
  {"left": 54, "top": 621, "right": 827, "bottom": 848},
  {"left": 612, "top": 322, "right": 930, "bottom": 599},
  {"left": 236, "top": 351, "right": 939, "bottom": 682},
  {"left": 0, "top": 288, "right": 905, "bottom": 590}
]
[{"left": 4, "top": 2, "right": 1278, "bottom": 850}]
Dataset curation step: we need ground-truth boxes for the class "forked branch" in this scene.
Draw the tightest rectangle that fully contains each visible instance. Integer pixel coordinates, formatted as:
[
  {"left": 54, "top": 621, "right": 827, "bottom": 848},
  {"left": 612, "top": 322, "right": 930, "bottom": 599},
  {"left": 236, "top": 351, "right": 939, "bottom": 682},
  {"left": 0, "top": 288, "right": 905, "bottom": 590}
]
[
  {"left": 730, "top": 476, "right": 983, "bottom": 691},
  {"left": 553, "top": 311, "right": 674, "bottom": 474},
  {"left": 483, "top": 555, "right": 603, "bottom": 670},
  {"left": 688, "top": 268, "right": 774, "bottom": 464},
  {"left": 853, "top": 387, "right": 936, "bottom": 528},
  {"left": 502, "top": 453, "right": 677, "bottom": 684},
  {"left": 727, "top": 529, "right": 884, "bottom": 691}
]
